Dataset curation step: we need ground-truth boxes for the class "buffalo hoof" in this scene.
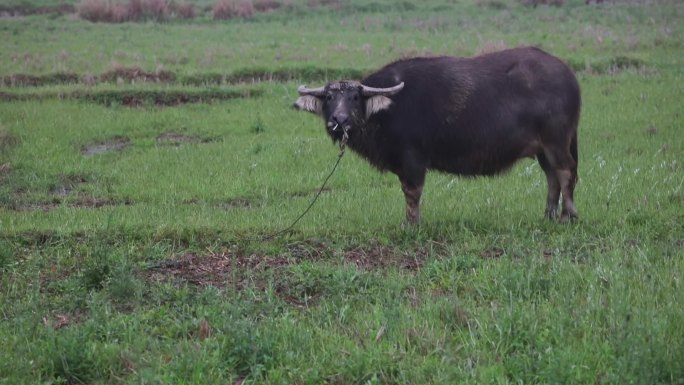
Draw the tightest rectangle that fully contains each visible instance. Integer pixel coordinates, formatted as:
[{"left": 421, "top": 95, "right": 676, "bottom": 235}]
[
  {"left": 559, "top": 211, "right": 578, "bottom": 224},
  {"left": 544, "top": 208, "right": 558, "bottom": 220},
  {"left": 402, "top": 215, "right": 421, "bottom": 228}
]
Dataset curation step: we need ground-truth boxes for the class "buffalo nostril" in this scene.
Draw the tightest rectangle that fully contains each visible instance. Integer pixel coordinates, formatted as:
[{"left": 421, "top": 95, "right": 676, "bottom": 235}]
[{"left": 333, "top": 113, "right": 349, "bottom": 126}]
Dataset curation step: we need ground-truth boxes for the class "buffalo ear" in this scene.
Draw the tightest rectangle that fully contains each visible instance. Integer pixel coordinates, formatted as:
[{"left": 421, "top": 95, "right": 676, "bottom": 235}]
[
  {"left": 294, "top": 95, "right": 323, "bottom": 115},
  {"left": 365, "top": 95, "right": 393, "bottom": 118}
]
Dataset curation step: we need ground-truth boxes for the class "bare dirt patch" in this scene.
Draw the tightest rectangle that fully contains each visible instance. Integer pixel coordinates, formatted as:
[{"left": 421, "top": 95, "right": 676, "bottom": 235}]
[
  {"left": 156, "top": 132, "right": 221, "bottom": 146},
  {"left": 142, "top": 251, "right": 289, "bottom": 288},
  {"left": 0, "top": 3, "right": 75, "bottom": 17},
  {"left": 1, "top": 72, "right": 79, "bottom": 87},
  {"left": 142, "top": 243, "right": 431, "bottom": 291},
  {"left": 42, "top": 311, "right": 85, "bottom": 330},
  {"left": 0, "top": 127, "right": 18, "bottom": 152},
  {"left": 182, "top": 196, "right": 255, "bottom": 209},
  {"left": 343, "top": 245, "right": 427, "bottom": 270},
  {"left": 216, "top": 198, "right": 253, "bottom": 209},
  {"left": 479, "top": 247, "right": 505, "bottom": 259},
  {"left": 100, "top": 66, "right": 176, "bottom": 84},
  {"left": 0, "top": 89, "right": 262, "bottom": 107},
  {"left": 0, "top": 163, "right": 10, "bottom": 175},
  {"left": 289, "top": 187, "right": 332, "bottom": 198},
  {"left": 83, "top": 89, "right": 260, "bottom": 107},
  {"left": 81, "top": 136, "right": 129, "bottom": 156},
  {"left": 1, "top": 67, "right": 364, "bottom": 88},
  {"left": 5, "top": 196, "right": 133, "bottom": 211},
  {"left": 50, "top": 174, "right": 88, "bottom": 197},
  {"left": 156, "top": 132, "right": 201, "bottom": 144},
  {"left": 71, "top": 196, "right": 133, "bottom": 209}
]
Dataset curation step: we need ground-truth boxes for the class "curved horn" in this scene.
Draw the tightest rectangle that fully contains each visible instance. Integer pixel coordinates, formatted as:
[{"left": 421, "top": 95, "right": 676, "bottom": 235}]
[
  {"left": 298, "top": 85, "right": 326, "bottom": 96},
  {"left": 361, "top": 82, "right": 404, "bottom": 96}
]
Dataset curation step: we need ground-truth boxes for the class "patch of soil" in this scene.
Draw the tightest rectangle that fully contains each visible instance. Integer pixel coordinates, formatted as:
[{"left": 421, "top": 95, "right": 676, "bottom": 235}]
[
  {"left": 215, "top": 198, "right": 253, "bottom": 209},
  {"left": 81, "top": 136, "right": 129, "bottom": 156},
  {"left": 343, "top": 245, "right": 427, "bottom": 270},
  {"left": 71, "top": 196, "right": 133, "bottom": 209},
  {"left": 142, "top": 243, "right": 440, "bottom": 295},
  {"left": 156, "top": 132, "right": 221, "bottom": 146},
  {"left": 0, "top": 3, "right": 75, "bottom": 17},
  {"left": 479, "top": 247, "right": 505, "bottom": 259},
  {"left": 0, "top": 129, "right": 18, "bottom": 151},
  {"left": 156, "top": 132, "right": 200, "bottom": 144},
  {"left": 42, "top": 311, "right": 85, "bottom": 330},
  {"left": 5, "top": 196, "right": 133, "bottom": 211},
  {"left": 81, "top": 89, "right": 261, "bottom": 107},
  {"left": 289, "top": 187, "right": 332, "bottom": 198},
  {"left": 182, "top": 197, "right": 255, "bottom": 209},
  {"left": 1, "top": 72, "right": 79, "bottom": 87},
  {"left": 50, "top": 174, "right": 88, "bottom": 197},
  {"left": 99, "top": 66, "right": 176, "bottom": 84},
  {"left": 2, "top": 66, "right": 363, "bottom": 88},
  {"left": 142, "top": 251, "right": 289, "bottom": 288}
]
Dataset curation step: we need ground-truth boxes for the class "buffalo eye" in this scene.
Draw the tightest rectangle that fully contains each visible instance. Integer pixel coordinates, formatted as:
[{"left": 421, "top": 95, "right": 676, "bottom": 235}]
[
  {"left": 353, "top": 94, "right": 359, "bottom": 101},
  {"left": 326, "top": 94, "right": 333, "bottom": 101}
]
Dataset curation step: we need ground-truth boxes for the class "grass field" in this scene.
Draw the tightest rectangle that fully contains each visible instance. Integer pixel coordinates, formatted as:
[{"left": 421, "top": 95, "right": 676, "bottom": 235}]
[{"left": 1, "top": 0, "right": 683, "bottom": 384}]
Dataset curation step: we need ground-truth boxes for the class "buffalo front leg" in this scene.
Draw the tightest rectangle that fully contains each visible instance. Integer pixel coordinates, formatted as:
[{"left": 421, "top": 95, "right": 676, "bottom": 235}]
[{"left": 400, "top": 180, "right": 424, "bottom": 225}]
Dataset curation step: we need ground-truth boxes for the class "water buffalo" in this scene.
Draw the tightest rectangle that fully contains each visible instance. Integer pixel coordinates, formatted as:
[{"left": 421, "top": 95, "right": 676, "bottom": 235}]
[{"left": 295, "top": 46, "right": 580, "bottom": 225}]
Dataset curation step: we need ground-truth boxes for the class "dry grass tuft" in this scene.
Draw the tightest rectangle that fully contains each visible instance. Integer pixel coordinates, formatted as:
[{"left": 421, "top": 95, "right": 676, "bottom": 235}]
[
  {"left": 174, "top": 1, "right": 195, "bottom": 19},
  {"left": 142, "top": 0, "right": 169, "bottom": 20},
  {"left": 253, "top": 0, "right": 281, "bottom": 12},
  {"left": 77, "top": 0, "right": 112, "bottom": 22},
  {"left": 213, "top": 0, "right": 254, "bottom": 20},
  {"left": 77, "top": 0, "right": 170, "bottom": 22}
]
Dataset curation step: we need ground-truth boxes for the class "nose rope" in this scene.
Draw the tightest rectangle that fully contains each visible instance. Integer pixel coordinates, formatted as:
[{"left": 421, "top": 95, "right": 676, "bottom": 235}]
[{"left": 218, "top": 127, "right": 349, "bottom": 244}]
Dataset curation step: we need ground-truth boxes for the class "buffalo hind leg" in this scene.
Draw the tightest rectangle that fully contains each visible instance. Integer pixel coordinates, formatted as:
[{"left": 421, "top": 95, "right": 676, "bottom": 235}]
[
  {"left": 537, "top": 152, "right": 561, "bottom": 219},
  {"left": 542, "top": 142, "right": 578, "bottom": 223},
  {"left": 558, "top": 169, "right": 577, "bottom": 223}
]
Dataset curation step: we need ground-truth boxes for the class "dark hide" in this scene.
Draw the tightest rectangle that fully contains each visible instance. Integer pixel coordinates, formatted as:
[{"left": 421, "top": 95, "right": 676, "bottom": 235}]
[{"left": 295, "top": 47, "right": 581, "bottom": 224}]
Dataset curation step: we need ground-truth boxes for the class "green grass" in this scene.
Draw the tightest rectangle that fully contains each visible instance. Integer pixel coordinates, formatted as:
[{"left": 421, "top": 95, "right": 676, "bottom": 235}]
[{"left": 1, "top": 1, "right": 683, "bottom": 384}]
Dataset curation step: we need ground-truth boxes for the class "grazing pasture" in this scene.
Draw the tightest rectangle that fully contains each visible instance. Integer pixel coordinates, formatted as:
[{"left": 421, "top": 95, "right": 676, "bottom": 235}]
[{"left": 1, "top": 0, "right": 683, "bottom": 384}]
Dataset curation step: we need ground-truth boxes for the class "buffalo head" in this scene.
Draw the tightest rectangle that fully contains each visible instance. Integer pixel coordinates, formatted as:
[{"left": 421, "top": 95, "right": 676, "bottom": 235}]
[{"left": 295, "top": 80, "right": 404, "bottom": 138}]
